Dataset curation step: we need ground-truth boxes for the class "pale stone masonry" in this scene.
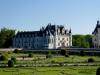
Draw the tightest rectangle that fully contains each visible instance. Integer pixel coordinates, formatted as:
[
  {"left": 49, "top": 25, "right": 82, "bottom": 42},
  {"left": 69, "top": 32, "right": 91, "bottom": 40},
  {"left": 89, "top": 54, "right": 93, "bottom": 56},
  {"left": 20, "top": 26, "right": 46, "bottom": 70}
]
[
  {"left": 92, "top": 20, "right": 100, "bottom": 48},
  {"left": 13, "top": 24, "right": 72, "bottom": 49}
]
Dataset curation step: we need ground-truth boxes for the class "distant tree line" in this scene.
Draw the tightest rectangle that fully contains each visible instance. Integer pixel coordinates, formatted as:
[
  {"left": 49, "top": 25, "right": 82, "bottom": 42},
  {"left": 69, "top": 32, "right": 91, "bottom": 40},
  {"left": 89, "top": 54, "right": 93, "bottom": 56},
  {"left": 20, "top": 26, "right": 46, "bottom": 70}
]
[
  {"left": 0, "top": 28, "right": 15, "bottom": 48},
  {"left": 72, "top": 35, "right": 93, "bottom": 48}
]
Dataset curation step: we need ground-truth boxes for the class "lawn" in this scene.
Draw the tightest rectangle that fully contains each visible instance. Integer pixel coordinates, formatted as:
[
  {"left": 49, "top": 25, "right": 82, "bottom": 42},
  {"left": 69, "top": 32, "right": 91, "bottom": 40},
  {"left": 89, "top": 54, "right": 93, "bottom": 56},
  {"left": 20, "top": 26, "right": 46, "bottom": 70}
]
[
  {"left": 0, "top": 53, "right": 100, "bottom": 75},
  {"left": 0, "top": 53, "right": 100, "bottom": 64},
  {"left": 0, "top": 66, "right": 99, "bottom": 75}
]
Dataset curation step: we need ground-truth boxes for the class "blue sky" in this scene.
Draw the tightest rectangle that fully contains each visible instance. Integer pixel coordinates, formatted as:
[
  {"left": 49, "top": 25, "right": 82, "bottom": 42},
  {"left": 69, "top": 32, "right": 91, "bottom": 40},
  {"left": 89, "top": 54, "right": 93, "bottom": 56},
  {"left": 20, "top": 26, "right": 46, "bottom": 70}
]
[{"left": 0, "top": 0, "right": 100, "bottom": 34}]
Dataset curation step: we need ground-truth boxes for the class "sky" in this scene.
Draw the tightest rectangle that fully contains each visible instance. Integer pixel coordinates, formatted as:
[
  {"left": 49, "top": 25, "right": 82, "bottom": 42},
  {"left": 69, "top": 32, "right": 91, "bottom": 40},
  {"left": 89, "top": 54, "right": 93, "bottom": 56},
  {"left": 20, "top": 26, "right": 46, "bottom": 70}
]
[{"left": 0, "top": 0, "right": 100, "bottom": 34}]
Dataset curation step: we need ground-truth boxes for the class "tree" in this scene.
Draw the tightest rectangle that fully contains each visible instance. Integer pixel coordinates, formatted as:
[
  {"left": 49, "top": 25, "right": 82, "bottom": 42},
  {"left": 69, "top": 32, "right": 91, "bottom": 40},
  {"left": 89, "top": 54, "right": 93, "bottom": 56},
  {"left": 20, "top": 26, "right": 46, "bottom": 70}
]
[
  {"left": 85, "top": 35, "right": 93, "bottom": 48},
  {"left": 8, "top": 60, "right": 14, "bottom": 67},
  {"left": 0, "top": 28, "right": 15, "bottom": 48},
  {"left": 96, "top": 67, "right": 100, "bottom": 75},
  {"left": 72, "top": 35, "right": 92, "bottom": 48}
]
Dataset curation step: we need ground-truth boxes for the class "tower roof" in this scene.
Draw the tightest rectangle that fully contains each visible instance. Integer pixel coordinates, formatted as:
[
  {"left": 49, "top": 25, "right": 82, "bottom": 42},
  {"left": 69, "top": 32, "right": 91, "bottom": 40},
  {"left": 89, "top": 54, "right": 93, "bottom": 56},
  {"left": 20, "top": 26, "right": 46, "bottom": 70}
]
[{"left": 92, "top": 20, "right": 100, "bottom": 34}]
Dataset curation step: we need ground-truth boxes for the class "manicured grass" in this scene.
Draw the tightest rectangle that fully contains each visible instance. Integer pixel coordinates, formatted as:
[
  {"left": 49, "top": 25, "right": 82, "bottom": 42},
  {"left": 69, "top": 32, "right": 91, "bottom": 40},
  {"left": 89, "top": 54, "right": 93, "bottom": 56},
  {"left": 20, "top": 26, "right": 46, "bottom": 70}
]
[
  {"left": 0, "top": 66, "right": 99, "bottom": 75},
  {"left": 0, "top": 53, "right": 100, "bottom": 75},
  {"left": 0, "top": 53, "right": 100, "bottom": 64}
]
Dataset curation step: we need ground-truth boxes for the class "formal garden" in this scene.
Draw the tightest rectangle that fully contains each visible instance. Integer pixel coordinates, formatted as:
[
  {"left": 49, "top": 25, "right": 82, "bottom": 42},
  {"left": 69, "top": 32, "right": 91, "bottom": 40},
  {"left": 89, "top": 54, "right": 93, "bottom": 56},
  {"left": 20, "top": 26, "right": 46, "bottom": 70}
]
[{"left": 0, "top": 49, "right": 100, "bottom": 75}]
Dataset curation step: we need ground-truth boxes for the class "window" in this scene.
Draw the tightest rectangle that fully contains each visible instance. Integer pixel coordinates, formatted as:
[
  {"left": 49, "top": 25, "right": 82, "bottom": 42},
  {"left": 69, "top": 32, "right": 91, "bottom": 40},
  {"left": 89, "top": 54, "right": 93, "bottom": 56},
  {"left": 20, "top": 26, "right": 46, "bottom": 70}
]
[
  {"left": 37, "top": 38, "right": 38, "bottom": 41},
  {"left": 48, "top": 39, "right": 51, "bottom": 43},
  {"left": 58, "top": 43, "right": 60, "bottom": 46},
  {"left": 67, "top": 38, "right": 69, "bottom": 41},
  {"left": 62, "top": 38, "right": 65, "bottom": 40},
  {"left": 58, "top": 37, "right": 60, "bottom": 40},
  {"left": 52, "top": 39, "right": 53, "bottom": 43}
]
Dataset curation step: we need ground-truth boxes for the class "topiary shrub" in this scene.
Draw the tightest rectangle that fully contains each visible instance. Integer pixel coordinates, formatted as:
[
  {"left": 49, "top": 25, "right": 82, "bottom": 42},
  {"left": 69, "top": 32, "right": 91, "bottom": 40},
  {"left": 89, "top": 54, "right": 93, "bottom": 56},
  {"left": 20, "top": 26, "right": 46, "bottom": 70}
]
[
  {"left": 51, "top": 60, "right": 56, "bottom": 63},
  {"left": 11, "top": 57, "right": 16, "bottom": 64},
  {"left": 46, "top": 54, "right": 52, "bottom": 58},
  {"left": 13, "top": 49, "right": 20, "bottom": 53},
  {"left": 65, "top": 54, "right": 69, "bottom": 57},
  {"left": 28, "top": 53, "right": 33, "bottom": 57},
  {"left": 8, "top": 51, "right": 12, "bottom": 54},
  {"left": 61, "top": 49, "right": 66, "bottom": 55},
  {"left": 0, "top": 55, "right": 7, "bottom": 61},
  {"left": 96, "top": 67, "right": 100, "bottom": 75},
  {"left": 88, "top": 58, "right": 95, "bottom": 62},
  {"left": 46, "top": 51, "right": 52, "bottom": 58},
  {"left": 8, "top": 60, "right": 14, "bottom": 67},
  {"left": 80, "top": 50, "right": 85, "bottom": 56}
]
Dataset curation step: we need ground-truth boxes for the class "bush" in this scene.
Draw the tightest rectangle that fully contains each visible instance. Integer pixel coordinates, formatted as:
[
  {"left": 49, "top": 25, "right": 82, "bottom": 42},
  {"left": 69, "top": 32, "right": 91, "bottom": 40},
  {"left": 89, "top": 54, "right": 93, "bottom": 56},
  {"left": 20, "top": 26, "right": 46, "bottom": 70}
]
[
  {"left": 51, "top": 60, "right": 56, "bottom": 63},
  {"left": 28, "top": 53, "right": 33, "bottom": 57},
  {"left": 46, "top": 51, "right": 52, "bottom": 58},
  {"left": 88, "top": 58, "right": 95, "bottom": 62},
  {"left": 46, "top": 54, "right": 52, "bottom": 58},
  {"left": 0, "top": 55, "right": 7, "bottom": 61},
  {"left": 8, "top": 60, "right": 14, "bottom": 67},
  {"left": 11, "top": 57, "right": 16, "bottom": 64},
  {"left": 80, "top": 50, "right": 85, "bottom": 56},
  {"left": 8, "top": 51, "right": 12, "bottom": 54},
  {"left": 65, "top": 54, "right": 69, "bottom": 57},
  {"left": 96, "top": 67, "right": 100, "bottom": 75},
  {"left": 13, "top": 49, "right": 20, "bottom": 53},
  {"left": 61, "top": 49, "right": 66, "bottom": 55}
]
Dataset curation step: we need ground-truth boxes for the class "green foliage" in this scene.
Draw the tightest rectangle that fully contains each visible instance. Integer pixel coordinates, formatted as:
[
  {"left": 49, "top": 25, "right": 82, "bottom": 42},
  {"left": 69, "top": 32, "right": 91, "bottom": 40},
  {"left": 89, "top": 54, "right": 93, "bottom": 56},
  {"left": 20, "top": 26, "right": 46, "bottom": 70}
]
[
  {"left": 11, "top": 57, "right": 16, "bottom": 64},
  {"left": 46, "top": 51, "right": 52, "bottom": 58},
  {"left": 0, "top": 55, "right": 7, "bottom": 61},
  {"left": 72, "top": 35, "right": 92, "bottom": 48},
  {"left": 8, "top": 51, "right": 12, "bottom": 54},
  {"left": 8, "top": 60, "right": 14, "bottom": 67},
  {"left": 28, "top": 53, "right": 33, "bottom": 57},
  {"left": 13, "top": 49, "right": 20, "bottom": 53},
  {"left": 96, "top": 67, "right": 100, "bottom": 75},
  {"left": 51, "top": 60, "right": 56, "bottom": 63},
  {"left": 65, "top": 54, "right": 69, "bottom": 57},
  {"left": 0, "top": 28, "right": 15, "bottom": 48},
  {"left": 88, "top": 58, "right": 95, "bottom": 62}
]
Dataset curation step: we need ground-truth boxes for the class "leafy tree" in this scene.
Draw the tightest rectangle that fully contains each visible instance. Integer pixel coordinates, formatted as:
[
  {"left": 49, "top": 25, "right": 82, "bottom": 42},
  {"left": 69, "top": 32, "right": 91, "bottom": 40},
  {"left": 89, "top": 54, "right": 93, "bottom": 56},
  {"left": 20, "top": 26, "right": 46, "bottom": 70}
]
[
  {"left": 72, "top": 35, "right": 92, "bottom": 48},
  {"left": 0, "top": 28, "right": 15, "bottom": 48},
  {"left": 8, "top": 60, "right": 14, "bottom": 67},
  {"left": 85, "top": 35, "right": 93, "bottom": 48}
]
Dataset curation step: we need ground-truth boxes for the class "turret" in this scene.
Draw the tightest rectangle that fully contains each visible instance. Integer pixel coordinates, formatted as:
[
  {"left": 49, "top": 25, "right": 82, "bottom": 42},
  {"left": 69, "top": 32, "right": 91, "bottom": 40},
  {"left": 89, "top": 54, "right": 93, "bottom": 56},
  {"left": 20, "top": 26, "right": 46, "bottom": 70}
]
[
  {"left": 97, "top": 20, "right": 100, "bottom": 26},
  {"left": 69, "top": 28, "right": 71, "bottom": 33}
]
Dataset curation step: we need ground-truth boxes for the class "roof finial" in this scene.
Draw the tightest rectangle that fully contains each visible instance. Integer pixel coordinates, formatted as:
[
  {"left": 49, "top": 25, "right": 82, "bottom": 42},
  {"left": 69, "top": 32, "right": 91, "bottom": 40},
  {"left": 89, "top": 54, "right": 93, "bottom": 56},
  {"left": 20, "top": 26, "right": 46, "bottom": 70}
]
[
  {"left": 69, "top": 28, "right": 71, "bottom": 33},
  {"left": 97, "top": 20, "right": 99, "bottom": 25}
]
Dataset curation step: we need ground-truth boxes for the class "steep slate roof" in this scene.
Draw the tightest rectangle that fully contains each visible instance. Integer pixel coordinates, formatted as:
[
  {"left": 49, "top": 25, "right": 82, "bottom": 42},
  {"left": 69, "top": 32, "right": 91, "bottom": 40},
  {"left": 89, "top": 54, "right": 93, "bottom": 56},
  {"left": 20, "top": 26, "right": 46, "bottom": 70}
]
[
  {"left": 92, "top": 20, "right": 100, "bottom": 34},
  {"left": 15, "top": 24, "right": 70, "bottom": 37}
]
